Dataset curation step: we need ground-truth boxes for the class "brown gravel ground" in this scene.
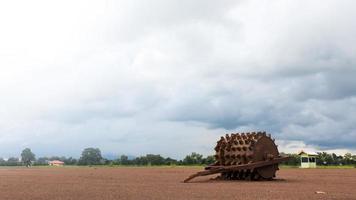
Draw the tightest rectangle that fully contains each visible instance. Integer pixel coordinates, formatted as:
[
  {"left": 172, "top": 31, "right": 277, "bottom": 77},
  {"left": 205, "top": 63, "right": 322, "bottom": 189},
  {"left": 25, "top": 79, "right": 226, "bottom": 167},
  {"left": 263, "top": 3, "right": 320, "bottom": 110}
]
[{"left": 0, "top": 167, "right": 355, "bottom": 200}]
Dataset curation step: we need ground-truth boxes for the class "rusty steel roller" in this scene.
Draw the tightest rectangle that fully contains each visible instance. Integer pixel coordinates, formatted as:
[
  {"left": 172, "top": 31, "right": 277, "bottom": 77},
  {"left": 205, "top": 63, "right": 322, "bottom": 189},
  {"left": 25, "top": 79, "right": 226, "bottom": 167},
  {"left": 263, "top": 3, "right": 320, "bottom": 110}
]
[
  {"left": 184, "top": 131, "right": 288, "bottom": 182},
  {"left": 213, "top": 131, "right": 280, "bottom": 180}
]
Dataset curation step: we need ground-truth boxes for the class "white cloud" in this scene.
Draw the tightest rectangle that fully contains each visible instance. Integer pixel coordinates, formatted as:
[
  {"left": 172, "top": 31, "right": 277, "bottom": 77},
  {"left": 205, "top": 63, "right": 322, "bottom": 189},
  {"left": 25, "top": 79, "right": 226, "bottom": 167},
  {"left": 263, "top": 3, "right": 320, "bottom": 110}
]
[{"left": 0, "top": 0, "right": 356, "bottom": 158}]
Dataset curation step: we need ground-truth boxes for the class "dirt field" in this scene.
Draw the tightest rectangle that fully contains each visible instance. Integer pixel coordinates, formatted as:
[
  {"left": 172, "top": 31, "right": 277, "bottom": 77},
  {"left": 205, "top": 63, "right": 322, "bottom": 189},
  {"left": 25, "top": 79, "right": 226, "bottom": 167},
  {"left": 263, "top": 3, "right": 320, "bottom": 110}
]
[{"left": 0, "top": 167, "right": 355, "bottom": 200}]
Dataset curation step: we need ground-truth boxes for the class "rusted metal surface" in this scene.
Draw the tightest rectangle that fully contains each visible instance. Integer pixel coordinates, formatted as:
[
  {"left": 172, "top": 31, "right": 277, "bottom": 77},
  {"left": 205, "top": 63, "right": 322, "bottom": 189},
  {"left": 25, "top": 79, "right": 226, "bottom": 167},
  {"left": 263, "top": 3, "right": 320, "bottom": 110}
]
[{"left": 184, "top": 132, "right": 289, "bottom": 182}]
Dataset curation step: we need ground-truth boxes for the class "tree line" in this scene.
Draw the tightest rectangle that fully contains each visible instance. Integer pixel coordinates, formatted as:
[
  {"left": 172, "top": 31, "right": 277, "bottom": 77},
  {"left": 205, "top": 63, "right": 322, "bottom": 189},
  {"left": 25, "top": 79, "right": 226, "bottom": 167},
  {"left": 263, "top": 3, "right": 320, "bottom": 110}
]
[
  {"left": 0, "top": 148, "right": 216, "bottom": 166},
  {"left": 1, "top": 148, "right": 355, "bottom": 166},
  {"left": 281, "top": 152, "right": 356, "bottom": 166}
]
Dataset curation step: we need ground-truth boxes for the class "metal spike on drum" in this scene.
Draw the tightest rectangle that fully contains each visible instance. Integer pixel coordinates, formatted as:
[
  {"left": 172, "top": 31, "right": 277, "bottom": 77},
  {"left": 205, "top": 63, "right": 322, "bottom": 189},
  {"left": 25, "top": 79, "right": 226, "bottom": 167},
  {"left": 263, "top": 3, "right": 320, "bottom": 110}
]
[{"left": 184, "top": 131, "right": 290, "bottom": 183}]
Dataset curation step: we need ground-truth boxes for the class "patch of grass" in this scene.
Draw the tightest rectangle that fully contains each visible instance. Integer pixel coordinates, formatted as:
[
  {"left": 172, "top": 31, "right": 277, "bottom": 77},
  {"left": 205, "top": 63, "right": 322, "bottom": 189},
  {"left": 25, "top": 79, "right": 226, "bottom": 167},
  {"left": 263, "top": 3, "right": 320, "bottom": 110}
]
[
  {"left": 316, "top": 165, "right": 355, "bottom": 169},
  {"left": 280, "top": 165, "right": 356, "bottom": 169},
  {"left": 279, "top": 165, "right": 299, "bottom": 168},
  {"left": 96, "top": 165, "right": 204, "bottom": 168}
]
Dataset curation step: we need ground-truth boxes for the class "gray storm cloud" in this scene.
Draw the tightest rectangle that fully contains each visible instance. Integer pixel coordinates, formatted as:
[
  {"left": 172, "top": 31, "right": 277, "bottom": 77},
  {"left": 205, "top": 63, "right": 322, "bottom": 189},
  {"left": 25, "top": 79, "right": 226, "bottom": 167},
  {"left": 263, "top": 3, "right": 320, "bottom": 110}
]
[{"left": 0, "top": 0, "right": 355, "bottom": 158}]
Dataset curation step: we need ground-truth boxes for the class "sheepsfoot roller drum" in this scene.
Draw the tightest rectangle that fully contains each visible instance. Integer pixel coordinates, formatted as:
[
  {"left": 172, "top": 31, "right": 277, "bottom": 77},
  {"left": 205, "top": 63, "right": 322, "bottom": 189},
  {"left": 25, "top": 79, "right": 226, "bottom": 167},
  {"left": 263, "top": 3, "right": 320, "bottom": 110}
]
[{"left": 184, "top": 132, "right": 289, "bottom": 182}]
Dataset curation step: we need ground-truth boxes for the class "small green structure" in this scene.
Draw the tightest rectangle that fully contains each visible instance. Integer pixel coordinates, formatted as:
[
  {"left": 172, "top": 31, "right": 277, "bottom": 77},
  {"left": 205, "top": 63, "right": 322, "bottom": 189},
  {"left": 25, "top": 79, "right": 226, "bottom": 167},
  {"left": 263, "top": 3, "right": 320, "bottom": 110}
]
[{"left": 298, "top": 150, "right": 317, "bottom": 168}]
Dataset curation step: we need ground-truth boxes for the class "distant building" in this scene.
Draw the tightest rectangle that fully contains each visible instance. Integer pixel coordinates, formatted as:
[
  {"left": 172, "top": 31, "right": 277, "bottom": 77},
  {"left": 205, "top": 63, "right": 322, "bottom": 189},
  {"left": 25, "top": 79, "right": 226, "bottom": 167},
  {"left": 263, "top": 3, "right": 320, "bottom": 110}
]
[
  {"left": 48, "top": 160, "right": 64, "bottom": 166},
  {"left": 298, "top": 150, "right": 317, "bottom": 168}
]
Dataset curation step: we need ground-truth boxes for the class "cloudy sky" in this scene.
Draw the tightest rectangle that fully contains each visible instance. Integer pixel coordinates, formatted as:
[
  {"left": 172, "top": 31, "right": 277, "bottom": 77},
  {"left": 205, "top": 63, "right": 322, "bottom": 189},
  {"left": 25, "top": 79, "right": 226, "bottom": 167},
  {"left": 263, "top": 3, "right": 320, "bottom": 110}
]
[{"left": 0, "top": 0, "right": 355, "bottom": 159}]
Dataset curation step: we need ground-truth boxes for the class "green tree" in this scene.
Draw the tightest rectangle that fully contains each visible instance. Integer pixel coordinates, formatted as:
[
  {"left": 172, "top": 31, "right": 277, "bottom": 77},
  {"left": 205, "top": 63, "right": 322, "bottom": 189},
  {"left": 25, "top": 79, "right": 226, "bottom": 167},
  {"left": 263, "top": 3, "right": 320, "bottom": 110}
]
[
  {"left": 48, "top": 156, "right": 63, "bottom": 161},
  {"left": 133, "top": 156, "right": 148, "bottom": 165},
  {"left": 36, "top": 157, "right": 49, "bottom": 165},
  {"left": 183, "top": 152, "right": 203, "bottom": 165},
  {"left": 164, "top": 157, "right": 178, "bottom": 165},
  {"left": 280, "top": 153, "right": 300, "bottom": 166},
  {"left": 7, "top": 157, "right": 20, "bottom": 166},
  {"left": 21, "top": 148, "right": 35, "bottom": 167},
  {"left": 343, "top": 153, "right": 352, "bottom": 165},
  {"left": 0, "top": 157, "right": 5, "bottom": 166},
  {"left": 64, "top": 157, "right": 78, "bottom": 165},
  {"left": 146, "top": 154, "right": 165, "bottom": 165},
  {"left": 78, "top": 148, "right": 103, "bottom": 165},
  {"left": 118, "top": 155, "right": 130, "bottom": 165},
  {"left": 202, "top": 155, "right": 216, "bottom": 165},
  {"left": 331, "top": 153, "right": 339, "bottom": 165},
  {"left": 352, "top": 155, "right": 356, "bottom": 165},
  {"left": 317, "top": 152, "right": 333, "bottom": 165}
]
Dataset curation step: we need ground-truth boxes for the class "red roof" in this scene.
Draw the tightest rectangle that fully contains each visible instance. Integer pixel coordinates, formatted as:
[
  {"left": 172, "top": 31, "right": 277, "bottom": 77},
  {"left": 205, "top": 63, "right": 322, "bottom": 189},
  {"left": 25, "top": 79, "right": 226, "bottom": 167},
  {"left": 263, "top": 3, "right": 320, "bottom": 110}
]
[{"left": 49, "top": 160, "right": 64, "bottom": 164}]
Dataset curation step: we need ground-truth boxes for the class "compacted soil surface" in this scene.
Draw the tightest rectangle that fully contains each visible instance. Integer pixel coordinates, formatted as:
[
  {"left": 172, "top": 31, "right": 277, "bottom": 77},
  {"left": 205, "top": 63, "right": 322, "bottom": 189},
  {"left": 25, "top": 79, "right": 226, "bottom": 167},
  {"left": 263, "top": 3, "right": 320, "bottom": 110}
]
[{"left": 0, "top": 167, "right": 355, "bottom": 200}]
